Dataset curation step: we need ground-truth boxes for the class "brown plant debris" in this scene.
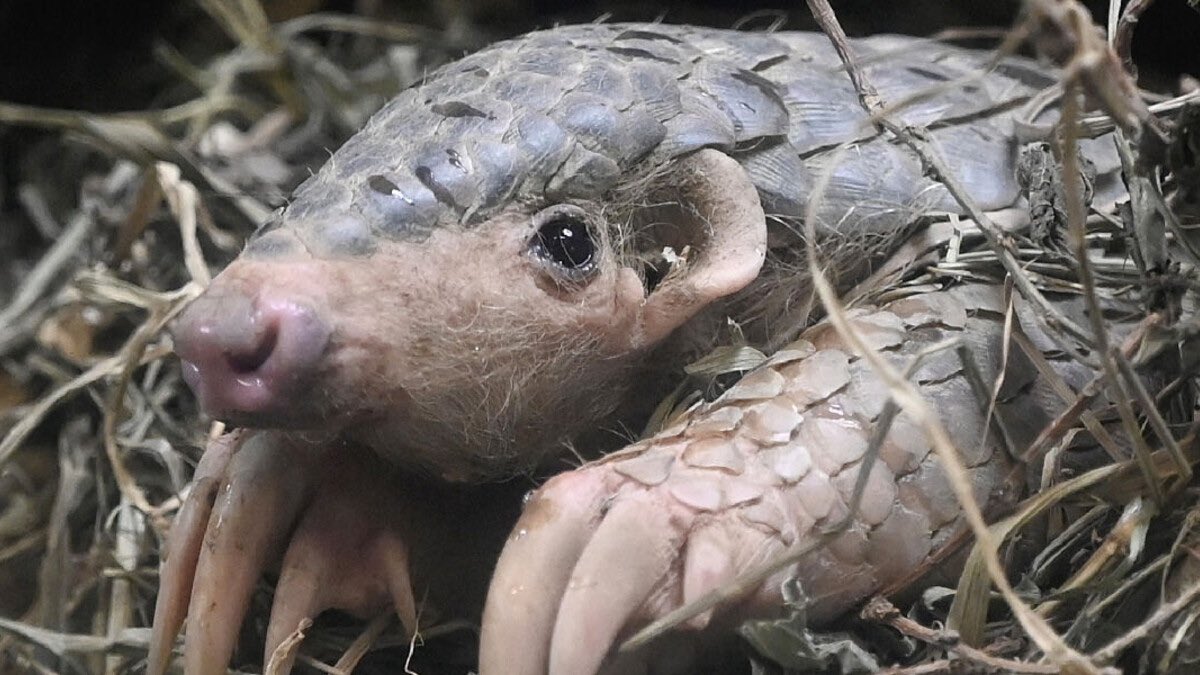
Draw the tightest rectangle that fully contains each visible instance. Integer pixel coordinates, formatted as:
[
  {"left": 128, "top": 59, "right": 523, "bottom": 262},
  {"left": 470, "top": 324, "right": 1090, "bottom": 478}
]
[{"left": 2, "top": 0, "right": 1200, "bottom": 673}]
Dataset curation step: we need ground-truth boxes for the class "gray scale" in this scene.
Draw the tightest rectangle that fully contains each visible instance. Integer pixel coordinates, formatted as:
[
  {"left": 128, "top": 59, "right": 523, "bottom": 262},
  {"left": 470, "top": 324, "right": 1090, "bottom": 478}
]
[{"left": 255, "top": 23, "right": 1117, "bottom": 254}]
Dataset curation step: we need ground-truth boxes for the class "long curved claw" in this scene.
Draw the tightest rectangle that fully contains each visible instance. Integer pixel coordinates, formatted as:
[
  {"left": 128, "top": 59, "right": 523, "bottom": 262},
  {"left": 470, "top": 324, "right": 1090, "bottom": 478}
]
[
  {"left": 148, "top": 431, "right": 243, "bottom": 675},
  {"left": 549, "top": 494, "right": 679, "bottom": 675},
  {"left": 263, "top": 528, "right": 337, "bottom": 674},
  {"left": 679, "top": 525, "right": 752, "bottom": 629},
  {"left": 183, "top": 434, "right": 316, "bottom": 675},
  {"left": 263, "top": 457, "right": 420, "bottom": 672},
  {"left": 479, "top": 472, "right": 611, "bottom": 674},
  {"left": 263, "top": 521, "right": 419, "bottom": 672}
]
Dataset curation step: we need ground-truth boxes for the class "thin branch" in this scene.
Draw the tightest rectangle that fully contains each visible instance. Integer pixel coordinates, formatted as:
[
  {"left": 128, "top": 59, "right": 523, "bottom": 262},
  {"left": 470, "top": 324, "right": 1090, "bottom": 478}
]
[
  {"left": 1060, "top": 79, "right": 1165, "bottom": 506},
  {"left": 1092, "top": 577, "right": 1200, "bottom": 663},
  {"left": 862, "top": 597, "right": 1060, "bottom": 674},
  {"left": 1112, "top": 0, "right": 1157, "bottom": 76},
  {"left": 0, "top": 203, "right": 97, "bottom": 356}
]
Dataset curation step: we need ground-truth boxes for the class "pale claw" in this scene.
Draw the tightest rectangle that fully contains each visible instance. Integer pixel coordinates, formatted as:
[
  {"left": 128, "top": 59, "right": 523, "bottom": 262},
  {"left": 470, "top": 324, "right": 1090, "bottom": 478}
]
[
  {"left": 549, "top": 493, "right": 679, "bottom": 675},
  {"left": 478, "top": 471, "right": 606, "bottom": 674},
  {"left": 263, "top": 453, "right": 421, "bottom": 673},
  {"left": 148, "top": 431, "right": 243, "bottom": 675},
  {"left": 187, "top": 433, "right": 317, "bottom": 674},
  {"left": 148, "top": 432, "right": 319, "bottom": 675}
]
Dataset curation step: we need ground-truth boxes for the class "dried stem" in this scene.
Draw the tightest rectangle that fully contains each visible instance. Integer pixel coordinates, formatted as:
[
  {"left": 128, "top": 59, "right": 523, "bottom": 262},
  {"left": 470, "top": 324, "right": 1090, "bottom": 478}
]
[
  {"left": 862, "top": 597, "right": 1060, "bottom": 674},
  {"left": 1092, "top": 577, "right": 1200, "bottom": 663}
]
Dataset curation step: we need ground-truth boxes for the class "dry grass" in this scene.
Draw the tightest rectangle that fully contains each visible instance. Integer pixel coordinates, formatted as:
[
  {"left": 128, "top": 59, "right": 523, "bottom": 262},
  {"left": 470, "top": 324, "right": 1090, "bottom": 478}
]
[{"left": 1, "top": 0, "right": 1199, "bottom": 673}]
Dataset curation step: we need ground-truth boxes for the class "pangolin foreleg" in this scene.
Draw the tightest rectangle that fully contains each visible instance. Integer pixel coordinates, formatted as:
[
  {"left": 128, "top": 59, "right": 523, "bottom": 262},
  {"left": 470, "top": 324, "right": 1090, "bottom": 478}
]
[{"left": 479, "top": 281, "right": 1113, "bottom": 674}]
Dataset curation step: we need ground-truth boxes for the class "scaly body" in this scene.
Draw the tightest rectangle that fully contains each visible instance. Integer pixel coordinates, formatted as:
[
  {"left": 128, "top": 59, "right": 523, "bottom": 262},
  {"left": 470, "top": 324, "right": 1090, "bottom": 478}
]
[{"left": 148, "top": 23, "right": 1128, "bottom": 674}]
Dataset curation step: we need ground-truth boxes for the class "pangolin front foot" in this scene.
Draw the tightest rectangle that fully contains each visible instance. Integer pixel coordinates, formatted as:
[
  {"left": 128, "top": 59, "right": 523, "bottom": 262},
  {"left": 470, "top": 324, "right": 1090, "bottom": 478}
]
[
  {"left": 479, "top": 452, "right": 791, "bottom": 675},
  {"left": 148, "top": 431, "right": 512, "bottom": 674}
]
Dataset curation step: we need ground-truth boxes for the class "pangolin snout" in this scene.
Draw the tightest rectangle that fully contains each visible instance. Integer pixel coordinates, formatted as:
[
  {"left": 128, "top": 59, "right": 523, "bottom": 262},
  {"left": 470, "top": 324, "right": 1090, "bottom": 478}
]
[{"left": 172, "top": 286, "right": 331, "bottom": 423}]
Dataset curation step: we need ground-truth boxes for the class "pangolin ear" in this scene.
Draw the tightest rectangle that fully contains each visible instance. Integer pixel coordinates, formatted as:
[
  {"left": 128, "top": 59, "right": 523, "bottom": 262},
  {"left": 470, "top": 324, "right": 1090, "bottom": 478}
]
[{"left": 632, "top": 148, "right": 767, "bottom": 347}]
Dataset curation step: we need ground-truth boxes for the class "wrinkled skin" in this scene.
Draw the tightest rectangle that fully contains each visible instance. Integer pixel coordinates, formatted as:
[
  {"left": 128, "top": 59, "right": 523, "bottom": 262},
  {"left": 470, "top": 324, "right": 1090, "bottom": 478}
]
[{"left": 148, "top": 22, "right": 1128, "bottom": 675}]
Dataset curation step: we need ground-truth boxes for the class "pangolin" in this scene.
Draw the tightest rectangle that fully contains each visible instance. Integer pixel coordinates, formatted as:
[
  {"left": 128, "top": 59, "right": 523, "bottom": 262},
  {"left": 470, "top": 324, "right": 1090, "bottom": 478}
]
[{"left": 147, "top": 22, "right": 1129, "bottom": 674}]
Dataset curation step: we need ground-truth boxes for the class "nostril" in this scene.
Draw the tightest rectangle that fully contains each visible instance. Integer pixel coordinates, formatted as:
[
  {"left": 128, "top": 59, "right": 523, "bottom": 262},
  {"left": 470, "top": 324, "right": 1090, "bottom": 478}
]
[
  {"left": 173, "top": 287, "right": 330, "bottom": 420},
  {"left": 224, "top": 324, "right": 278, "bottom": 374}
]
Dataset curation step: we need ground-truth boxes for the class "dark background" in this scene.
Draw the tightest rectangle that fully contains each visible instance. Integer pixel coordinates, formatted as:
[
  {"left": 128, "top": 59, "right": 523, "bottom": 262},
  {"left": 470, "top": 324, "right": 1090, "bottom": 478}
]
[
  {"left": 0, "top": 1, "right": 1194, "bottom": 669},
  {"left": 0, "top": 0, "right": 1196, "bottom": 111}
]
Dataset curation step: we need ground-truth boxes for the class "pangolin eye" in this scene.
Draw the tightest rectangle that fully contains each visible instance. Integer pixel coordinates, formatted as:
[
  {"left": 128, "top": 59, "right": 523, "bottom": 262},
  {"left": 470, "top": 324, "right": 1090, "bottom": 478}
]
[
  {"left": 529, "top": 205, "right": 598, "bottom": 281},
  {"left": 538, "top": 218, "right": 593, "bottom": 268}
]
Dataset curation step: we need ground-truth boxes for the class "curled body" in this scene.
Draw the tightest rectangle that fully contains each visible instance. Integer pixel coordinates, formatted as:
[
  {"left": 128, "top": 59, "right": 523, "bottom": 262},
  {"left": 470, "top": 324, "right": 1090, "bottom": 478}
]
[{"left": 149, "top": 22, "right": 1132, "bottom": 675}]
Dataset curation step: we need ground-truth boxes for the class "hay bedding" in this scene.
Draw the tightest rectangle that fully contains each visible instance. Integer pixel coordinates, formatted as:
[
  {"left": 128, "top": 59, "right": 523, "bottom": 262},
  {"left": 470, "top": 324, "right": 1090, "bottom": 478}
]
[{"left": 1, "top": 0, "right": 1199, "bottom": 673}]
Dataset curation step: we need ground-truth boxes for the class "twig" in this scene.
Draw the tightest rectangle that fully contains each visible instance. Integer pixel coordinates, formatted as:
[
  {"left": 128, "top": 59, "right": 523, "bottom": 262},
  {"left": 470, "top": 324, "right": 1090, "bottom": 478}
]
[
  {"left": 1080, "top": 90, "right": 1200, "bottom": 138},
  {"left": 862, "top": 597, "right": 1060, "bottom": 674},
  {"left": 1010, "top": 328, "right": 1127, "bottom": 463},
  {"left": 1064, "top": 554, "right": 1170, "bottom": 643},
  {"left": 265, "top": 619, "right": 311, "bottom": 675},
  {"left": 156, "top": 163, "right": 213, "bottom": 286},
  {"left": 102, "top": 304, "right": 183, "bottom": 535},
  {"left": 1092, "top": 576, "right": 1200, "bottom": 663},
  {"left": 1114, "top": 349, "right": 1191, "bottom": 483},
  {"left": 0, "top": 202, "right": 97, "bottom": 356},
  {"left": 957, "top": 300, "right": 1022, "bottom": 462},
  {"left": 1060, "top": 80, "right": 1166, "bottom": 506},
  {"left": 877, "top": 660, "right": 956, "bottom": 675},
  {"left": 104, "top": 499, "right": 144, "bottom": 675},
  {"left": 1112, "top": 0, "right": 1157, "bottom": 76},
  {"left": 16, "top": 183, "right": 62, "bottom": 239},
  {"left": 804, "top": 0, "right": 885, "bottom": 117},
  {"left": 333, "top": 611, "right": 394, "bottom": 673},
  {"left": 1019, "top": 316, "right": 1157, "bottom": 463},
  {"left": 0, "top": 94, "right": 252, "bottom": 132},
  {"left": 1035, "top": 497, "right": 1156, "bottom": 619}
]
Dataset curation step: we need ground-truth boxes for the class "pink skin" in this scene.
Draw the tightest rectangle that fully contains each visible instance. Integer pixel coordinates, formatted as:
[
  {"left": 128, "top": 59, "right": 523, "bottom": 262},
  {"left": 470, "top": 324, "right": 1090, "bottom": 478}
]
[
  {"left": 172, "top": 219, "right": 654, "bottom": 479},
  {"left": 150, "top": 150, "right": 769, "bottom": 674},
  {"left": 174, "top": 291, "right": 331, "bottom": 423}
]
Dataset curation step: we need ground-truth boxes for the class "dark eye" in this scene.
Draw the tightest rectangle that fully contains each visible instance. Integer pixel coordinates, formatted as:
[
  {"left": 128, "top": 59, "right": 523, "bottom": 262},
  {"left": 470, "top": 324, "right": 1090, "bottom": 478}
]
[{"left": 529, "top": 205, "right": 598, "bottom": 281}]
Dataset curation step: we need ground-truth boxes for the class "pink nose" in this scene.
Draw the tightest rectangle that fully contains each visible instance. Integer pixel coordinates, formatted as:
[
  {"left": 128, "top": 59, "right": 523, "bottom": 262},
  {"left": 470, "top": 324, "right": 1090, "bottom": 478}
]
[{"left": 172, "top": 288, "right": 330, "bottom": 422}]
